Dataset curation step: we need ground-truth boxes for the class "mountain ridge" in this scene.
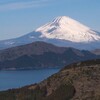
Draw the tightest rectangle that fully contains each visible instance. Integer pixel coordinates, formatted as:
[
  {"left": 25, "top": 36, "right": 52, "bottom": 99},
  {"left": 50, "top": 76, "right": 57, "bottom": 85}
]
[
  {"left": 36, "top": 16, "right": 100, "bottom": 42},
  {"left": 0, "top": 16, "right": 100, "bottom": 50},
  {"left": 0, "top": 59, "right": 100, "bottom": 100},
  {"left": 0, "top": 41, "right": 99, "bottom": 70}
]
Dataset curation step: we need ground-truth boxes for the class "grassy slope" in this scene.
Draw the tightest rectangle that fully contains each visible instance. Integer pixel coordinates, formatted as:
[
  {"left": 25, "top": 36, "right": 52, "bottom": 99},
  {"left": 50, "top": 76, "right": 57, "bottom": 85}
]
[{"left": 0, "top": 59, "right": 100, "bottom": 100}]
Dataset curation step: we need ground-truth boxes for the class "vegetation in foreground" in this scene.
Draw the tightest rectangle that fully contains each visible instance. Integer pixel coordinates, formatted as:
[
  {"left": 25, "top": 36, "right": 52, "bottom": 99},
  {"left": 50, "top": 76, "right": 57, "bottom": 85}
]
[{"left": 0, "top": 59, "right": 100, "bottom": 100}]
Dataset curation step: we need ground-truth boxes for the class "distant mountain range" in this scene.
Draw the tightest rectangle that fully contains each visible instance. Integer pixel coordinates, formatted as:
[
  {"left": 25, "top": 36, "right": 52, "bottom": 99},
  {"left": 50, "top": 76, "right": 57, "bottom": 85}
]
[
  {"left": 0, "top": 16, "right": 100, "bottom": 50},
  {"left": 0, "top": 41, "right": 99, "bottom": 70},
  {"left": 91, "top": 49, "right": 100, "bottom": 55},
  {"left": 0, "top": 59, "right": 100, "bottom": 100}
]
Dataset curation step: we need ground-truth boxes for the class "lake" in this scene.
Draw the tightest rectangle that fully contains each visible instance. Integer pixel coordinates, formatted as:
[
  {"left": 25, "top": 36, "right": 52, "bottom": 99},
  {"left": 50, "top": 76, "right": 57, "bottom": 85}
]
[{"left": 0, "top": 69, "right": 60, "bottom": 91}]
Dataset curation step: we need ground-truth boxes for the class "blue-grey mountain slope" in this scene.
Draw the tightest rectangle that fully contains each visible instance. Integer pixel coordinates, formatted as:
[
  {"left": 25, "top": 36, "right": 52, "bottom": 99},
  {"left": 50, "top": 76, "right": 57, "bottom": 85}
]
[{"left": 0, "top": 16, "right": 100, "bottom": 50}]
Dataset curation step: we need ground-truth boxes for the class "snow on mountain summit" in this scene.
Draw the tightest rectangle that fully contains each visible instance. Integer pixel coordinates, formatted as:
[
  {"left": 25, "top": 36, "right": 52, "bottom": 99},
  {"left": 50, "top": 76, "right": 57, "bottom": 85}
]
[
  {"left": 36, "top": 16, "right": 100, "bottom": 42},
  {"left": 0, "top": 16, "right": 100, "bottom": 50}
]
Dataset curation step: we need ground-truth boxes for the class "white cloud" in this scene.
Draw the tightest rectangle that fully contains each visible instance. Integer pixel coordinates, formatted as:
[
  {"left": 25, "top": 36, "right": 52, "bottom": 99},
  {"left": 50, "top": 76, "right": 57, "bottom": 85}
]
[{"left": 0, "top": 0, "right": 50, "bottom": 11}]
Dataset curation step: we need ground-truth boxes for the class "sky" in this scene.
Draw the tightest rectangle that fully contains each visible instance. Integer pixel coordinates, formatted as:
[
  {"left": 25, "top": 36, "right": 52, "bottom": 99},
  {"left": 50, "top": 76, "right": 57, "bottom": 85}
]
[{"left": 0, "top": 0, "right": 100, "bottom": 40}]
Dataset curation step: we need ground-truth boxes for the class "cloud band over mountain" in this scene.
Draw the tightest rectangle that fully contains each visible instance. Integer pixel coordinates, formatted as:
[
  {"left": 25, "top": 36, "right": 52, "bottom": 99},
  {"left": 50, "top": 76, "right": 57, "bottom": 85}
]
[{"left": 0, "top": 0, "right": 50, "bottom": 11}]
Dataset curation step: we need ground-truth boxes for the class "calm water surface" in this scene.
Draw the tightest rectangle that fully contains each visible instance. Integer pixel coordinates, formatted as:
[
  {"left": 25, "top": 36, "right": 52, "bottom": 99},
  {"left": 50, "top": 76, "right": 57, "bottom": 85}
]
[{"left": 0, "top": 69, "right": 60, "bottom": 91}]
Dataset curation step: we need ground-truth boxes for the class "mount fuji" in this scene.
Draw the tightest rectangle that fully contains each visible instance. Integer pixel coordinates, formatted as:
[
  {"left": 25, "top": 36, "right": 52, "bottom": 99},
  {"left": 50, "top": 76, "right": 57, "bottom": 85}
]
[{"left": 0, "top": 16, "right": 100, "bottom": 50}]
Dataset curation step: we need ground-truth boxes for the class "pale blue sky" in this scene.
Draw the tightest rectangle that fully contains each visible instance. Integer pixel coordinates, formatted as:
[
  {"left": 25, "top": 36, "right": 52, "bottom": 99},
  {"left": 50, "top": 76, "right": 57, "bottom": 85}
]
[{"left": 0, "top": 0, "right": 100, "bottom": 40}]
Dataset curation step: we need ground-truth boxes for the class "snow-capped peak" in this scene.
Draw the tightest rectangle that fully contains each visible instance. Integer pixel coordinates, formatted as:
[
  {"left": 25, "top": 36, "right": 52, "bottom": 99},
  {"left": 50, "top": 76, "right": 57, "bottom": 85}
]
[
  {"left": 0, "top": 16, "right": 100, "bottom": 50},
  {"left": 51, "top": 16, "right": 89, "bottom": 30},
  {"left": 36, "top": 16, "right": 100, "bottom": 42}
]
